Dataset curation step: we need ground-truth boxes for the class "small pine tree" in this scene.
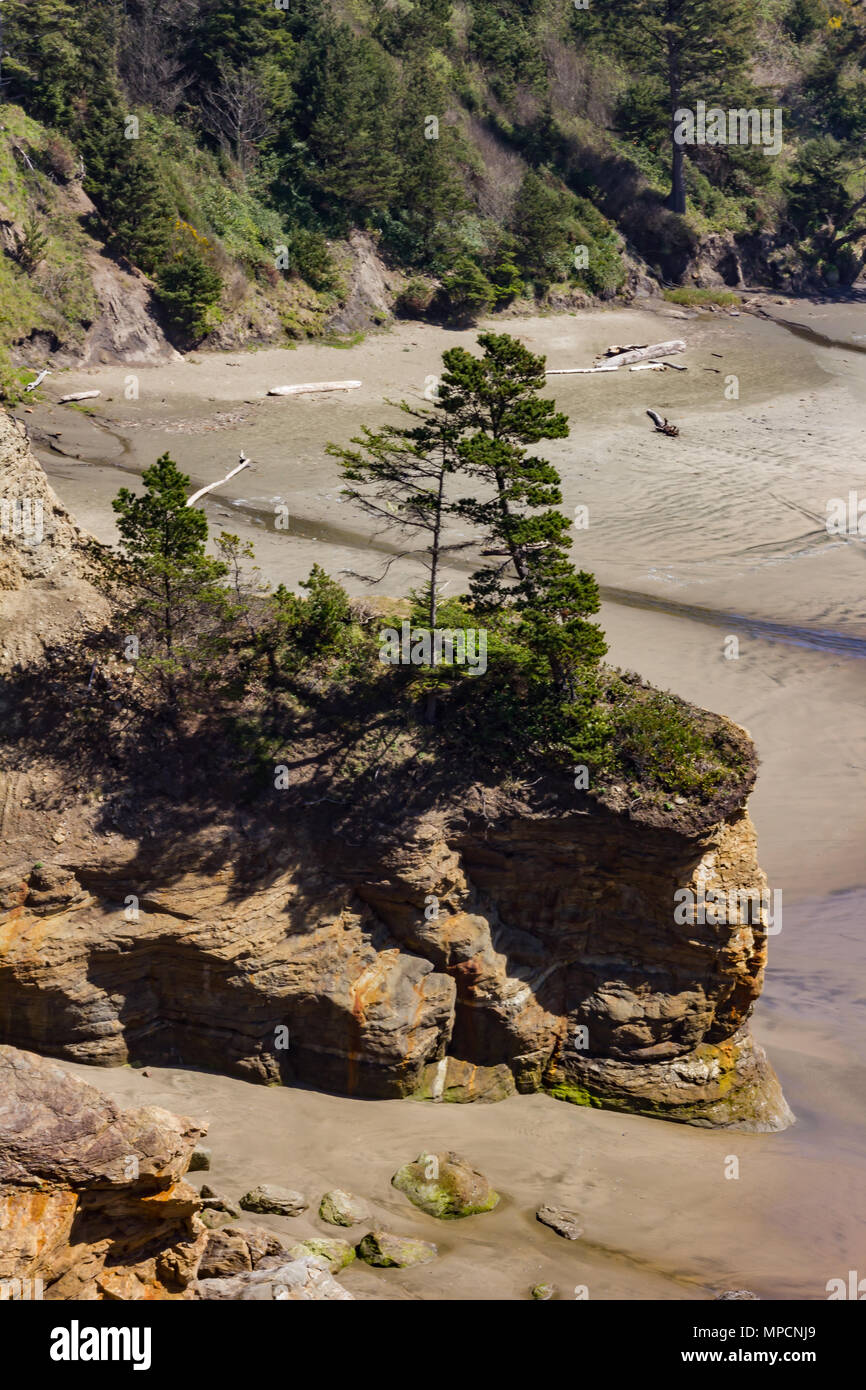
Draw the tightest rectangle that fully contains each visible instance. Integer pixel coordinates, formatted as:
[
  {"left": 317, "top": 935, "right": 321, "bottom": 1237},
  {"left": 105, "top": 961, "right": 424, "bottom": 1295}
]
[
  {"left": 327, "top": 400, "right": 468, "bottom": 631},
  {"left": 109, "top": 454, "right": 228, "bottom": 710},
  {"left": 438, "top": 333, "right": 607, "bottom": 693},
  {"left": 16, "top": 217, "right": 49, "bottom": 273}
]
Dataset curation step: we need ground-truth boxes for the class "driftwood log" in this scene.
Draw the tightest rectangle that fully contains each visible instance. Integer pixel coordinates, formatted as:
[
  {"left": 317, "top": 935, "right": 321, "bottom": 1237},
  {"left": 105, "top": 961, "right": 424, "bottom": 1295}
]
[
  {"left": 598, "top": 340, "right": 686, "bottom": 367},
  {"left": 647, "top": 409, "right": 680, "bottom": 437},
  {"left": 59, "top": 391, "right": 101, "bottom": 403},
  {"left": 267, "top": 380, "right": 362, "bottom": 396},
  {"left": 602, "top": 343, "right": 647, "bottom": 356},
  {"left": 545, "top": 364, "right": 620, "bottom": 375},
  {"left": 187, "top": 454, "right": 252, "bottom": 507}
]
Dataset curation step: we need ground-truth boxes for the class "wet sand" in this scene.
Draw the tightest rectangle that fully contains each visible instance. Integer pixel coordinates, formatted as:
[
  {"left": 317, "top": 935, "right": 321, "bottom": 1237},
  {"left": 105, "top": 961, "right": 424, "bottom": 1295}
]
[{"left": 27, "top": 298, "right": 866, "bottom": 1299}]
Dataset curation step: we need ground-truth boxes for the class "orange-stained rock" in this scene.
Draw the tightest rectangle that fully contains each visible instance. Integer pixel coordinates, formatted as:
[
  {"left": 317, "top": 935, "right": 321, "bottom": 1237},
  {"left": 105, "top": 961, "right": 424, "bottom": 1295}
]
[
  {"left": 0, "top": 797, "right": 791, "bottom": 1129},
  {"left": 0, "top": 1046, "right": 207, "bottom": 1299}
]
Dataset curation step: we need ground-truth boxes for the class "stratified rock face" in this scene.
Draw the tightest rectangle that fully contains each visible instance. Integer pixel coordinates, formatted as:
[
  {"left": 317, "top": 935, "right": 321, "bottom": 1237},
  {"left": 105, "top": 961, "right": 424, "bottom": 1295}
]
[
  {"left": 0, "top": 797, "right": 792, "bottom": 1131},
  {"left": 0, "top": 411, "right": 109, "bottom": 671},
  {"left": 0, "top": 1046, "right": 206, "bottom": 1299}
]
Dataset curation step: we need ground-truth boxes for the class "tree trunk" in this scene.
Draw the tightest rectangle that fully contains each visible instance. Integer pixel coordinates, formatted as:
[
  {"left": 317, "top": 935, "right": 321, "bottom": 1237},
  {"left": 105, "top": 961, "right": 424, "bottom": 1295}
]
[
  {"left": 667, "top": 38, "right": 686, "bottom": 215},
  {"left": 423, "top": 455, "right": 448, "bottom": 725}
]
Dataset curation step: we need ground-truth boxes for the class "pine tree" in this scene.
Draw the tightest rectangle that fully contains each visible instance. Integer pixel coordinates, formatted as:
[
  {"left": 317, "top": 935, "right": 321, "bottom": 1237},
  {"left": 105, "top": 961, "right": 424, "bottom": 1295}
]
[
  {"left": 327, "top": 401, "right": 467, "bottom": 631},
  {"left": 584, "top": 0, "right": 754, "bottom": 214},
  {"left": 110, "top": 455, "right": 228, "bottom": 709},
  {"left": 295, "top": 21, "right": 401, "bottom": 220},
  {"left": 510, "top": 171, "right": 574, "bottom": 291},
  {"left": 388, "top": 59, "right": 467, "bottom": 268},
  {"left": 437, "top": 333, "right": 606, "bottom": 693},
  {"left": 1, "top": 0, "right": 81, "bottom": 125}
]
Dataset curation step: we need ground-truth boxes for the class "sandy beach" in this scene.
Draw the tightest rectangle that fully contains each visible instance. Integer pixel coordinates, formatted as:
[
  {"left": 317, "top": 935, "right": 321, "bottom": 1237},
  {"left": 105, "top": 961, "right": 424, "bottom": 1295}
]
[{"left": 24, "top": 296, "right": 866, "bottom": 1300}]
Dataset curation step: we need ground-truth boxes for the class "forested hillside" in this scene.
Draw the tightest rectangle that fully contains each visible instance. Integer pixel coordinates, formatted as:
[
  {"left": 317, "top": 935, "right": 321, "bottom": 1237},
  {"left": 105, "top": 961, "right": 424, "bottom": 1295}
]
[{"left": 1, "top": 0, "right": 864, "bottom": 381}]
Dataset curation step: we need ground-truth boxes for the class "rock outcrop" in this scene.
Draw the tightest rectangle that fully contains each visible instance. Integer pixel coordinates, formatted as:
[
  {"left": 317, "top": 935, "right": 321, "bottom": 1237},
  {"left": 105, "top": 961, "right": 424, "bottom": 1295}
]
[
  {"left": 0, "top": 796, "right": 791, "bottom": 1130},
  {"left": 0, "top": 413, "right": 792, "bottom": 1132},
  {"left": 0, "top": 411, "right": 108, "bottom": 672},
  {"left": 0, "top": 1045, "right": 206, "bottom": 1299}
]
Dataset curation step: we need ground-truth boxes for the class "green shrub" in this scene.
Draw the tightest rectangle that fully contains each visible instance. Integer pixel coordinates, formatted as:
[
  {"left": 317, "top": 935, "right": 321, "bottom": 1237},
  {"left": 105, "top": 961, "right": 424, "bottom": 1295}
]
[
  {"left": 272, "top": 565, "right": 356, "bottom": 661},
  {"left": 662, "top": 287, "right": 741, "bottom": 307},
  {"left": 0, "top": 346, "right": 27, "bottom": 405},
  {"left": 289, "top": 228, "right": 340, "bottom": 293},
  {"left": 155, "top": 220, "right": 223, "bottom": 341},
  {"left": 608, "top": 682, "right": 747, "bottom": 799},
  {"left": 439, "top": 257, "right": 495, "bottom": 322},
  {"left": 397, "top": 277, "right": 437, "bottom": 315}
]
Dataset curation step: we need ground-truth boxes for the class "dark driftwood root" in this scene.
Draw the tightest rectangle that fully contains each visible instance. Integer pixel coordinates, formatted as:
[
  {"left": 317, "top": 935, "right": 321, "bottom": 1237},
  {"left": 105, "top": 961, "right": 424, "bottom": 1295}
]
[{"left": 646, "top": 409, "right": 680, "bottom": 437}]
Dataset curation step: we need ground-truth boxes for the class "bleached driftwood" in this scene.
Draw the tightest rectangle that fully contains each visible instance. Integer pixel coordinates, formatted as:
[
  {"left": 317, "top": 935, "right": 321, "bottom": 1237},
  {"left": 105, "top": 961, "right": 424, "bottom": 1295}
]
[
  {"left": 629, "top": 362, "right": 667, "bottom": 372},
  {"left": 187, "top": 453, "right": 252, "bottom": 507},
  {"left": 59, "top": 391, "right": 101, "bottom": 403},
  {"left": 24, "top": 368, "right": 52, "bottom": 391},
  {"left": 602, "top": 343, "right": 647, "bottom": 357},
  {"left": 545, "top": 364, "right": 620, "bottom": 375},
  {"left": 598, "top": 340, "right": 686, "bottom": 368},
  {"left": 267, "top": 380, "right": 362, "bottom": 396}
]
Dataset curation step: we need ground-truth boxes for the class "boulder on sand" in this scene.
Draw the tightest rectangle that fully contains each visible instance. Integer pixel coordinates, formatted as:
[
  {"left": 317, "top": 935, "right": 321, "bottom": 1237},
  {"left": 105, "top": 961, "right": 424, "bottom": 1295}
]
[
  {"left": 319, "top": 1189, "right": 371, "bottom": 1227},
  {"left": 391, "top": 1151, "right": 499, "bottom": 1219},
  {"left": 356, "top": 1231, "right": 437, "bottom": 1268},
  {"left": 286, "top": 1238, "right": 355, "bottom": 1273},
  {"left": 536, "top": 1205, "right": 583, "bottom": 1241},
  {"left": 239, "top": 1184, "right": 308, "bottom": 1217}
]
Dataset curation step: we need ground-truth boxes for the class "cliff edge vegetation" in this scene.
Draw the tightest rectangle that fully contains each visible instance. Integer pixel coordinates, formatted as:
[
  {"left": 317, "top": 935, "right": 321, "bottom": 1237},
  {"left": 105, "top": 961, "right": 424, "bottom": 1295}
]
[{"left": 0, "top": 336, "right": 788, "bottom": 1129}]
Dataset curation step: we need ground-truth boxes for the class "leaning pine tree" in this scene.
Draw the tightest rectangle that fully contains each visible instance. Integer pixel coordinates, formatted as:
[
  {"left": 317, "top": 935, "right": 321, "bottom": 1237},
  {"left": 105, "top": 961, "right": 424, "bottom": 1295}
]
[
  {"left": 437, "top": 333, "right": 608, "bottom": 750},
  {"left": 327, "top": 399, "right": 470, "bottom": 632}
]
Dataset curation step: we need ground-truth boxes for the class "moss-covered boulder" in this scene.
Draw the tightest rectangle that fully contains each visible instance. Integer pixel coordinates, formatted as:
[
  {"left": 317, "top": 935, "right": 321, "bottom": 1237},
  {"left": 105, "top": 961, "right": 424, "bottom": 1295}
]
[
  {"left": 318, "top": 1190, "right": 371, "bottom": 1227},
  {"left": 391, "top": 1151, "right": 500, "bottom": 1219},
  {"left": 531, "top": 1283, "right": 557, "bottom": 1300},
  {"left": 286, "top": 1238, "right": 356, "bottom": 1273},
  {"left": 356, "top": 1231, "right": 437, "bottom": 1268}
]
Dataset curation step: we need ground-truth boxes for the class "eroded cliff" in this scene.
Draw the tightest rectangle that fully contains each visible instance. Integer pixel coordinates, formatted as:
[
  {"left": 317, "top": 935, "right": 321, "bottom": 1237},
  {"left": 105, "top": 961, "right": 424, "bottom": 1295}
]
[
  {"left": 0, "top": 412, "right": 791, "bottom": 1132},
  {"left": 0, "top": 792, "right": 791, "bottom": 1130}
]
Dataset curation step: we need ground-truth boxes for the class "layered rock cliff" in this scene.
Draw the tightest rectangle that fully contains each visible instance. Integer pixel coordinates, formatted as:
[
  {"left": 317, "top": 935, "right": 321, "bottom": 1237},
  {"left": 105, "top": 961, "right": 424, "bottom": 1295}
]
[{"left": 0, "top": 796, "right": 790, "bottom": 1131}]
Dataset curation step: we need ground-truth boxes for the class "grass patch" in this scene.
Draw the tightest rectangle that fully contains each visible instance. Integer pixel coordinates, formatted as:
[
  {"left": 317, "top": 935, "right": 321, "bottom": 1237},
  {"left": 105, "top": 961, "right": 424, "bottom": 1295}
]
[{"left": 662, "top": 287, "right": 741, "bottom": 307}]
